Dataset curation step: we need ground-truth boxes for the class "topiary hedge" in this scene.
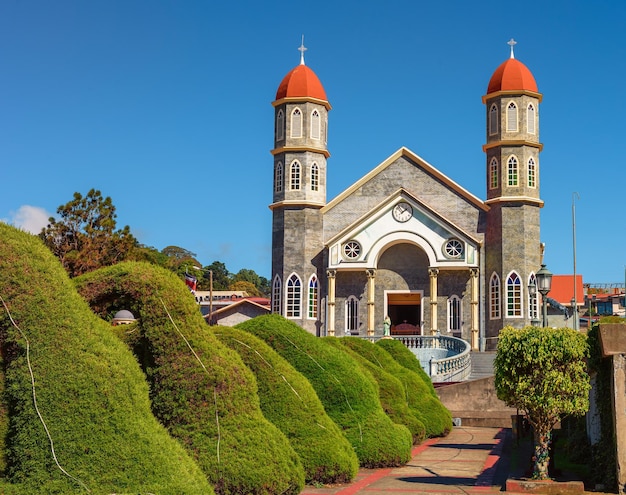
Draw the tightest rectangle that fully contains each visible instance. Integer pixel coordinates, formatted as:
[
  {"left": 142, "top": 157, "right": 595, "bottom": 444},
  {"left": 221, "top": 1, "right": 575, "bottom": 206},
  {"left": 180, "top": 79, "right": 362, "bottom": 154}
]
[
  {"left": 325, "top": 337, "right": 426, "bottom": 444},
  {"left": 0, "top": 223, "right": 213, "bottom": 494},
  {"left": 375, "top": 338, "right": 452, "bottom": 437},
  {"left": 214, "top": 327, "right": 359, "bottom": 484},
  {"left": 236, "top": 314, "right": 412, "bottom": 468},
  {"left": 75, "top": 262, "right": 304, "bottom": 495}
]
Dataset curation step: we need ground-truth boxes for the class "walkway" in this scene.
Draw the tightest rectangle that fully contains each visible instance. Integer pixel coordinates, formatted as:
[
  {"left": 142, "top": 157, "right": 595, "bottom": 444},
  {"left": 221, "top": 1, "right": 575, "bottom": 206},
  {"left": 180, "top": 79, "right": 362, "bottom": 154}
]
[{"left": 302, "top": 426, "right": 509, "bottom": 495}]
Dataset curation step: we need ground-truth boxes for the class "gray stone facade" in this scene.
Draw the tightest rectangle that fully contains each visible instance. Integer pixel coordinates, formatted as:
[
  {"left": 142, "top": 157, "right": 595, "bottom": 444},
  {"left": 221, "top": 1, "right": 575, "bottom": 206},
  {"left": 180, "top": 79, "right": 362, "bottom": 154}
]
[{"left": 270, "top": 55, "right": 543, "bottom": 349}]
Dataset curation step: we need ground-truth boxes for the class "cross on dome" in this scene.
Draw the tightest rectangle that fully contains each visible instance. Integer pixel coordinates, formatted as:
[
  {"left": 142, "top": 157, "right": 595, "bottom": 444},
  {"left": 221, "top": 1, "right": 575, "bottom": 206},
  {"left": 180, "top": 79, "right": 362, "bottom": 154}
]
[
  {"left": 298, "top": 35, "right": 307, "bottom": 65},
  {"left": 508, "top": 38, "right": 517, "bottom": 59}
]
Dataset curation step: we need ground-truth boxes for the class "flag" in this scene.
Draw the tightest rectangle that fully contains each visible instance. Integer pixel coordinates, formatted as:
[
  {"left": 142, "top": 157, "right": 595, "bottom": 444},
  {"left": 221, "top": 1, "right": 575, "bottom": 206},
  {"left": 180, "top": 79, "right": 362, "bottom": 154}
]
[{"left": 185, "top": 273, "right": 197, "bottom": 293}]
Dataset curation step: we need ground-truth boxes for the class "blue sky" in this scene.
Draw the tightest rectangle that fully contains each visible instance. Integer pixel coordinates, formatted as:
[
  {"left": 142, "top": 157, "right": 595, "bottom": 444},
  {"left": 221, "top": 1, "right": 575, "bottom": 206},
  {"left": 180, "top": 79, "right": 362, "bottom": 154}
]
[{"left": 1, "top": 1, "right": 625, "bottom": 283}]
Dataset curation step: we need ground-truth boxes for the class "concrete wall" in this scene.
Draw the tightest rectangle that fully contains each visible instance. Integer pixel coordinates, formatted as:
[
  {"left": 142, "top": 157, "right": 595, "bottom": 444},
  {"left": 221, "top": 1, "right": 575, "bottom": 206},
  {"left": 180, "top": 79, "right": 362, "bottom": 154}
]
[{"left": 436, "top": 376, "right": 516, "bottom": 428}]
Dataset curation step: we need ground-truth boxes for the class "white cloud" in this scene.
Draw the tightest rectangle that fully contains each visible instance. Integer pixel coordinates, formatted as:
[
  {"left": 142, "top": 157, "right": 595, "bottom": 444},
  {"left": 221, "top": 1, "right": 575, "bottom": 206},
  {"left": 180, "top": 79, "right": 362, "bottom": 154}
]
[{"left": 9, "top": 205, "right": 53, "bottom": 234}]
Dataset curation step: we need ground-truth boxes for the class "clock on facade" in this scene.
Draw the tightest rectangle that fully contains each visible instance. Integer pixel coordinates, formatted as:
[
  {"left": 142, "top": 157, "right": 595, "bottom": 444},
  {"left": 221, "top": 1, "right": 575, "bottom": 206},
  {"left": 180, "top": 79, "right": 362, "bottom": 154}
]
[{"left": 392, "top": 202, "right": 413, "bottom": 222}]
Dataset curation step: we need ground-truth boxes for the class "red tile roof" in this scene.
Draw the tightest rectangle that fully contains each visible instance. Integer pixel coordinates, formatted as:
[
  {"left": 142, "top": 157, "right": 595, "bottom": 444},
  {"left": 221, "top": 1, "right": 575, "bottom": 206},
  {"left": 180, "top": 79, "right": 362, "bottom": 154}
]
[{"left": 549, "top": 275, "right": 584, "bottom": 305}]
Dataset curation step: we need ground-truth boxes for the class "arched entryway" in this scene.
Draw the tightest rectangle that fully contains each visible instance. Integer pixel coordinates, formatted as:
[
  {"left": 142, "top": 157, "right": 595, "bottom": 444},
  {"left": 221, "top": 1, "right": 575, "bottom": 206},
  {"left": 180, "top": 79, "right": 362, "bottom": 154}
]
[{"left": 377, "top": 242, "right": 430, "bottom": 336}]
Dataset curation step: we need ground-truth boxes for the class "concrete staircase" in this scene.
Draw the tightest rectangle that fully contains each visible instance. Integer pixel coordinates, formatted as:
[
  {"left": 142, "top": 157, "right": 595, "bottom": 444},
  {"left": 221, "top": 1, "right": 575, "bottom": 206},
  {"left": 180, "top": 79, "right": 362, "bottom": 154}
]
[
  {"left": 468, "top": 351, "right": 496, "bottom": 380},
  {"left": 435, "top": 351, "right": 516, "bottom": 428}
]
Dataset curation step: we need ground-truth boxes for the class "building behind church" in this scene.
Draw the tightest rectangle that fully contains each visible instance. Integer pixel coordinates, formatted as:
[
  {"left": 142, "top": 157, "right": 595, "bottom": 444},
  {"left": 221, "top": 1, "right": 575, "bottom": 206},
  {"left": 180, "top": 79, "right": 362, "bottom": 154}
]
[{"left": 269, "top": 42, "right": 543, "bottom": 351}]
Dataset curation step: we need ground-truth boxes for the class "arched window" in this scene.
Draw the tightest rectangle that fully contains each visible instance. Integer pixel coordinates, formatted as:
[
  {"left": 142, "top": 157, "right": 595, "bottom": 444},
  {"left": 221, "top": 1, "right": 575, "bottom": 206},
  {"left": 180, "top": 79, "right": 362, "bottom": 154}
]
[
  {"left": 290, "top": 108, "right": 302, "bottom": 138},
  {"left": 489, "top": 157, "right": 499, "bottom": 189},
  {"left": 307, "top": 274, "right": 318, "bottom": 319},
  {"left": 286, "top": 274, "right": 301, "bottom": 318},
  {"left": 528, "top": 157, "right": 536, "bottom": 188},
  {"left": 346, "top": 296, "right": 359, "bottom": 335},
  {"left": 311, "top": 163, "right": 319, "bottom": 191},
  {"left": 528, "top": 273, "right": 538, "bottom": 322},
  {"left": 311, "top": 109, "right": 320, "bottom": 139},
  {"left": 527, "top": 103, "right": 536, "bottom": 134},
  {"left": 489, "top": 104, "right": 498, "bottom": 135},
  {"left": 507, "top": 156, "right": 518, "bottom": 186},
  {"left": 507, "top": 102, "right": 518, "bottom": 132},
  {"left": 272, "top": 275, "right": 282, "bottom": 314},
  {"left": 290, "top": 161, "right": 301, "bottom": 190},
  {"left": 448, "top": 295, "right": 462, "bottom": 333},
  {"left": 276, "top": 109, "right": 285, "bottom": 141},
  {"left": 490, "top": 273, "right": 501, "bottom": 319},
  {"left": 506, "top": 272, "right": 522, "bottom": 317},
  {"left": 275, "top": 162, "right": 283, "bottom": 193}
]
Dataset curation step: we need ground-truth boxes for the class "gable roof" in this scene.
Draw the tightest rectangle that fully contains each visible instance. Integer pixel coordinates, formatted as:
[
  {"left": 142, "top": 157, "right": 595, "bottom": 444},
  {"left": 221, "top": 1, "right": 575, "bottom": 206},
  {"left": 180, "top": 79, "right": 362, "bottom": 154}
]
[{"left": 322, "top": 147, "right": 489, "bottom": 213}]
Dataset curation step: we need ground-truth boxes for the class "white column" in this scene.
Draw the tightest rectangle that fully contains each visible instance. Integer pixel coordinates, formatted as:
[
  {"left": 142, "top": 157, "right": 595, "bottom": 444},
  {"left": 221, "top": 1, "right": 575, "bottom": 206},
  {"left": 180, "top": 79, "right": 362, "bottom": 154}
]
[
  {"left": 470, "top": 267, "right": 479, "bottom": 350},
  {"left": 327, "top": 270, "right": 336, "bottom": 337},
  {"left": 429, "top": 267, "right": 439, "bottom": 335},
  {"left": 366, "top": 269, "right": 376, "bottom": 336}
]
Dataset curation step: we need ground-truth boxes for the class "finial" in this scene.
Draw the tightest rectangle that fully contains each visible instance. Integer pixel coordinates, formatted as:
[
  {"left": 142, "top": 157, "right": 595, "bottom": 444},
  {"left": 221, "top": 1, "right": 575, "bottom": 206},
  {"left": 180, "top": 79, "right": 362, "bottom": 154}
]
[
  {"left": 298, "top": 35, "right": 307, "bottom": 65},
  {"left": 507, "top": 38, "right": 517, "bottom": 59}
]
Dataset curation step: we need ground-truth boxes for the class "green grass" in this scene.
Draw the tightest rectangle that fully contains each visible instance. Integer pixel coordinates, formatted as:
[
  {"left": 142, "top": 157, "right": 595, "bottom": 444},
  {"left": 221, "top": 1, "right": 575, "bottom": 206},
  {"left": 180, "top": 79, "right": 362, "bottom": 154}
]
[{"left": 237, "top": 315, "right": 413, "bottom": 468}]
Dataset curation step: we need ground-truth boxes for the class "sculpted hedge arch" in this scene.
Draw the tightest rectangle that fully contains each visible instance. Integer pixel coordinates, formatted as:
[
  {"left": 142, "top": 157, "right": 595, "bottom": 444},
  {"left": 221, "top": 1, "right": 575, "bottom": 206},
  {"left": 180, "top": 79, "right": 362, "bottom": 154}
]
[
  {"left": 75, "top": 261, "right": 304, "bottom": 495},
  {"left": 0, "top": 223, "right": 212, "bottom": 494}
]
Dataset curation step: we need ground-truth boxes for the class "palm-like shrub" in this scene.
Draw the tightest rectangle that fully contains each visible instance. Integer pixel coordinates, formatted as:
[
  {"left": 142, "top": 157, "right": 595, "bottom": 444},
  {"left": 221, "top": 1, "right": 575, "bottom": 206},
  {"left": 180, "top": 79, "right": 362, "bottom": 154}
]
[
  {"left": 75, "top": 262, "right": 304, "bottom": 495},
  {"left": 237, "top": 315, "right": 412, "bottom": 468},
  {"left": 375, "top": 338, "right": 452, "bottom": 437},
  {"left": 328, "top": 337, "right": 426, "bottom": 444},
  {"left": 0, "top": 223, "right": 212, "bottom": 494},
  {"left": 214, "top": 327, "right": 358, "bottom": 484}
]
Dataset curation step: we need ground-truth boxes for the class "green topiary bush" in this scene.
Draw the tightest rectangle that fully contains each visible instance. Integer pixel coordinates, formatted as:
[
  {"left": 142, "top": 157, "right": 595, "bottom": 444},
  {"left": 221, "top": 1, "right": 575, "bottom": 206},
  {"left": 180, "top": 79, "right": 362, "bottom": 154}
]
[
  {"left": 375, "top": 338, "right": 452, "bottom": 437},
  {"left": 214, "top": 327, "right": 359, "bottom": 484},
  {"left": 0, "top": 223, "right": 212, "bottom": 494},
  {"left": 237, "top": 314, "right": 412, "bottom": 468},
  {"left": 325, "top": 337, "right": 426, "bottom": 444},
  {"left": 75, "top": 262, "right": 304, "bottom": 495}
]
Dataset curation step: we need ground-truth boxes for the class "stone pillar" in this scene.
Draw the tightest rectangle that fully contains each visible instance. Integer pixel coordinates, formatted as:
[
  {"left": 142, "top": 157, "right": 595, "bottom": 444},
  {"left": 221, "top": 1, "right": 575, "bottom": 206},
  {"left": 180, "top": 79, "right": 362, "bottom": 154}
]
[
  {"left": 326, "top": 270, "right": 336, "bottom": 337},
  {"left": 366, "top": 269, "right": 376, "bottom": 336},
  {"left": 429, "top": 267, "right": 439, "bottom": 335},
  {"left": 470, "top": 267, "right": 479, "bottom": 350},
  {"left": 612, "top": 354, "right": 626, "bottom": 493}
]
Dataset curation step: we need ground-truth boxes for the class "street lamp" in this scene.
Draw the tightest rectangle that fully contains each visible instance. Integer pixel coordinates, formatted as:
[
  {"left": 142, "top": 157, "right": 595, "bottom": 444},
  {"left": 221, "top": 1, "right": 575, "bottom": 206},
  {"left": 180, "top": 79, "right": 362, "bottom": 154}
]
[
  {"left": 536, "top": 264, "right": 553, "bottom": 327},
  {"left": 528, "top": 280, "right": 540, "bottom": 326}
]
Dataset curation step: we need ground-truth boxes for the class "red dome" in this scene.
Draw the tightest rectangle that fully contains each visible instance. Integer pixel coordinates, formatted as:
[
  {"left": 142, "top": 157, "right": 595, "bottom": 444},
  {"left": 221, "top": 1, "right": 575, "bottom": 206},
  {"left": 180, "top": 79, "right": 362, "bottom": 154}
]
[
  {"left": 275, "top": 64, "right": 327, "bottom": 101},
  {"left": 487, "top": 58, "right": 538, "bottom": 94}
]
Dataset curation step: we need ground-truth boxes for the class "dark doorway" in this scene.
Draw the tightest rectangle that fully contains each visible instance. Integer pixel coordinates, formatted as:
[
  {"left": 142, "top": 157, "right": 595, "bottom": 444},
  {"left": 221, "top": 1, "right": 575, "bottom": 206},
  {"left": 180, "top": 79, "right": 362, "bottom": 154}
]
[{"left": 387, "top": 292, "right": 421, "bottom": 335}]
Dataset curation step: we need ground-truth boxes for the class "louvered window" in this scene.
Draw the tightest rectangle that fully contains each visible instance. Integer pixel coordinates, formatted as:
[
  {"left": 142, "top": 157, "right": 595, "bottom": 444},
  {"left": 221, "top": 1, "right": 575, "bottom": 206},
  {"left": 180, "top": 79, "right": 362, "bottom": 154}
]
[
  {"left": 276, "top": 109, "right": 284, "bottom": 140},
  {"left": 507, "top": 102, "right": 518, "bottom": 132},
  {"left": 527, "top": 104, "right": 536, "bottom": 134},
  {"left": 291, "top": 108, "right": 302, "bottom": 138},
  {"left": 489, "top": 104, "right": 498, "bottom": 135},
  {"left": 311, "top": 110, "right": 320, "bottom": 139}
]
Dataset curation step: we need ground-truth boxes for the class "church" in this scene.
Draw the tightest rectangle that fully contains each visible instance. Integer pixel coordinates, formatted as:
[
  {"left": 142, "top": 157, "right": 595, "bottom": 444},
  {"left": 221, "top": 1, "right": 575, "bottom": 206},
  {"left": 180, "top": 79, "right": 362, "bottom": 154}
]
[{"left": 269, "top": 41, "right": 543, "bottom": 350}]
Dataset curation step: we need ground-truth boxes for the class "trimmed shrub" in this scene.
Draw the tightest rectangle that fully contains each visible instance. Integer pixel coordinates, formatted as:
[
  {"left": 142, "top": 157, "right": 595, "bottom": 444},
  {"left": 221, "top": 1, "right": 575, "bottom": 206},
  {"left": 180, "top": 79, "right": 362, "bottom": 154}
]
[
  {"left": 375, "top": 339, "right": 452, "bottom": 437},
  {"left": 214, "top": 327, "right": 358, "bottom": 484},
  {"left": 237, "top": 315, "right": 412, "bottom": 468},
  {"left": 328, "top": 337, "right": 426, "bottom": 444},
  {"left": 75, "top": 262, "right": 304, "bottom": 495},
  {"left": 0, "top": 223, "right": 212, "bottom": 494}
]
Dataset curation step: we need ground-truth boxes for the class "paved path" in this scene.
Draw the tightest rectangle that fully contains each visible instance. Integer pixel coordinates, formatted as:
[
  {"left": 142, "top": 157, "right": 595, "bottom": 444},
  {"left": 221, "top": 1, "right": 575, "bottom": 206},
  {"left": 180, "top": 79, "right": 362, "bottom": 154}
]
[{"left": 301, "top": 426, "right": 509, "bottom": 495}]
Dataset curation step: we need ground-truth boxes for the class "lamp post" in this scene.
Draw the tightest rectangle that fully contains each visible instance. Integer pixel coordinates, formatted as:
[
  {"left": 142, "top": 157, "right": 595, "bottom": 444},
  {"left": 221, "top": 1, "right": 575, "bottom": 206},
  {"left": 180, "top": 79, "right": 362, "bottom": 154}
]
[
  {"left": 528, "top": 280, "right": 540, "bottom": 326},
  {"left": 536, "top": 264, "right": 553, "bottom": 327}
]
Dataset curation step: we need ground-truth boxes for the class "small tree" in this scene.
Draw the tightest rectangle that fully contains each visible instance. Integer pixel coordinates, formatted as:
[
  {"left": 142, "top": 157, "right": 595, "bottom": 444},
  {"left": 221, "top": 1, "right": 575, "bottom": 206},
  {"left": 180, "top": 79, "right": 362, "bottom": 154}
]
[
  {"left": 40, "top": 189, "right": 137, "bottom": 277},
  {"left": 494, "top": 326, "right": 590, "bottom": 480}
]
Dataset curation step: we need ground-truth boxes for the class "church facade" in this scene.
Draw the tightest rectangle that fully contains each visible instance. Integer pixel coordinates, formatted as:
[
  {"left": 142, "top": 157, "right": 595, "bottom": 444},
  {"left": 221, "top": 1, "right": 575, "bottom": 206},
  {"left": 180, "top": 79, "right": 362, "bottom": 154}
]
[{"left": 269, "top": 43, "right": 543, "bottom": 350}]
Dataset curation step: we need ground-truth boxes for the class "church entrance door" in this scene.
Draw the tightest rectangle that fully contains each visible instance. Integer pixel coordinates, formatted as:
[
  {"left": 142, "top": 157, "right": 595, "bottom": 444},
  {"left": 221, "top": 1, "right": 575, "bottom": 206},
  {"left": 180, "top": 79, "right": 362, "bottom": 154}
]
[{"left": 386, "top": 292, "right": 421, "bottom": 336}]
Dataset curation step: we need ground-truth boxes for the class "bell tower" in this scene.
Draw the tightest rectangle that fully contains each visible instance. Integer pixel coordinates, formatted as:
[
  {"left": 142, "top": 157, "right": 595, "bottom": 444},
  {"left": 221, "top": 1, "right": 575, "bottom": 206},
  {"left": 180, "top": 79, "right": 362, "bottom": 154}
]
[
  {"left": 483, "top": 40, "right": 544, "bottom": 343},
  {"left": 269, "top": 40, "right": 331, "bottom": 334}
]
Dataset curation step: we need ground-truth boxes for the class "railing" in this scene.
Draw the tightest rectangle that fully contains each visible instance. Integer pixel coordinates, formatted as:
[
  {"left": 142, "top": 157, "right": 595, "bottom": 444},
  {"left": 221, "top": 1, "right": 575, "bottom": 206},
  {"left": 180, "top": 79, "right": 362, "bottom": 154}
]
[{"left": 359, "top": 334, "right": 471, "bottom": 382}]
